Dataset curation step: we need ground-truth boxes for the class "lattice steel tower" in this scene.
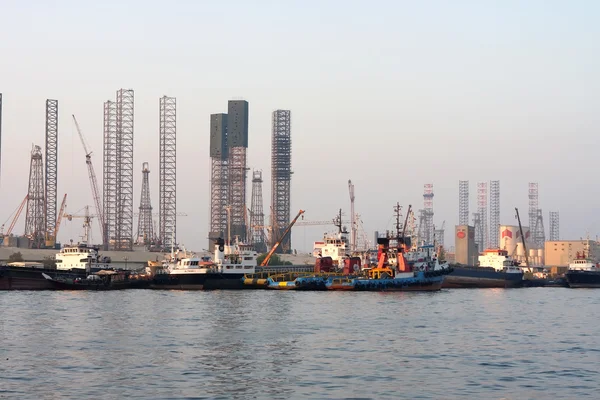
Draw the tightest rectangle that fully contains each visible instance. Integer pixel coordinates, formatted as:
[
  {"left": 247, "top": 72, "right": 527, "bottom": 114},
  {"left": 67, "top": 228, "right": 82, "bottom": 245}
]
[
  {"left": 44, "top": 99, "right": 58, "bottom": 246},
  {"left": 115, "top": 89, "right": 134, "bottom": 250},
  {"left": 209, "top": 113, "right": 229, "bottom": 248},
  {"left": 159, "top": 95, "right": 176, "bottom": 250},
  {"left": 249, "top": 170, "right": 267, "bottom": 253},
  {"left": 477, "top": 182, "right": 488, "bottom": 250},
  {"left": 533, "top": 209, "right": 546, "bottom": 247},
  {"left": 528, "top": 182, "right": 538, "bottom": 235},
  {"left": 458, "top": 180, "right": 469, "bottom": 226},
  {"left": 136, "top": 162, "right": 154, "bottom": 245},
  {"left": 103, "top": 100, "right": 117, "bottom": 250},
  {"left": 549, "top": 211, "right": 559, "bottom": 241},
  {"left": 489, "top": 180, "right": 500, "bottom": 248},
  {"left": 227, "top": 100, "right": 249, "bottom": 243},
  {"left": 423, "top": 184, "right": 434, "bottom": 245},
  {"left": 473, "top": 212, "right": 483, "bottom": 251},
  {"left": 271, "top": 109, "right": 292, "bottom": 252},
  {"left": 25, "top": 145, "right": 45, "bottom": 248}
]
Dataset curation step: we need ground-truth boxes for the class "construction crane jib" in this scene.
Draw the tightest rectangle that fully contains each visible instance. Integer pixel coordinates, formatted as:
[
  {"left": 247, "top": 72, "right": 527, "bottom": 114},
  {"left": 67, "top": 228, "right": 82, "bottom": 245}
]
[
  {"left": 72, "top": 115, "right": 107, "bottom": 249},
  {"left": 261, "top": 209, "right": 305, "bottom": 266}
]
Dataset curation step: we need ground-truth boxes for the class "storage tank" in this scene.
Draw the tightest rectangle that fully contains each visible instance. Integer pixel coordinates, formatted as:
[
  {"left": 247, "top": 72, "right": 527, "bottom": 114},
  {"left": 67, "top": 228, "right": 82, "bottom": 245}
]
[
  {"left": 516, "top": 242, "right": 525, "bottom": 257},
  {"left": 529, "top": 249, "right": 536, "bottom": 258},
  {"left": 500, "top": 225, "right": 532, "bottom": 256}
]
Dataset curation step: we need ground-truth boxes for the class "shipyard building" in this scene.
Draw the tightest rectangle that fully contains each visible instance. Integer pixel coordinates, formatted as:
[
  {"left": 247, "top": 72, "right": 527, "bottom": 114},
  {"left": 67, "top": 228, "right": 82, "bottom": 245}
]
[{"left": 544, "top": 240, "right": 600, "bottom": 267}]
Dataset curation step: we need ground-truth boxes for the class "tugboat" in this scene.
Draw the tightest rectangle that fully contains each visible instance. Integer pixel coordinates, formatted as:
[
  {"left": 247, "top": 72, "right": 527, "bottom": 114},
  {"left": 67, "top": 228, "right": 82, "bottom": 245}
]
[
  {"left": 0, "top": 242, "right": 112, "bottom": 290},
  {"left": 269, "top": 204, "right": 453, "bottom": 291},
  {"left": 565, "top": 252, "right": 600, "bottom": 288},
  {"left": 149, "top": 238, "right": 257, "bottom": 290},
  {"left": 324, "top": 235, "right": 452, "bottom": 291}
]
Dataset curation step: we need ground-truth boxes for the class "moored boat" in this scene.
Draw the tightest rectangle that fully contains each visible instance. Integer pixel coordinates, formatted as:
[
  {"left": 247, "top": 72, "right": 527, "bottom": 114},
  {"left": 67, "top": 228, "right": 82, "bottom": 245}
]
[
  {"left": 149, "top": 238, "right": 257, "bottom": 290},
  {"left": 0, "top": 243, "right": 113, "bottom": 290},
  {"left": 444, "top": 249, "right": 524, "bottom": 288},
  {"left": 565, "top": 253, "right": 600, "bottom": 288}
]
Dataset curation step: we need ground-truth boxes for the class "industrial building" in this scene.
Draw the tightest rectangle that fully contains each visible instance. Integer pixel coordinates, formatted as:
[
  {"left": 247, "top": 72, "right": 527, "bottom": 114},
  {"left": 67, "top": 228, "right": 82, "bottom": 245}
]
[
  {"left": 454, "top": 225, "right": 478, "bottom": 265},
  {"left": 544, "top": 240, "right": 600, "bottom": 267}
]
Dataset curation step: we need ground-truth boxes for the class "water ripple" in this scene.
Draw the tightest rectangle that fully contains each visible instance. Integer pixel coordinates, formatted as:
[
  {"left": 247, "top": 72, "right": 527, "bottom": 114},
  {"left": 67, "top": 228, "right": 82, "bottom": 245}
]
[{"left": 1, "top": 289, "right": 600, "bottom": 399}]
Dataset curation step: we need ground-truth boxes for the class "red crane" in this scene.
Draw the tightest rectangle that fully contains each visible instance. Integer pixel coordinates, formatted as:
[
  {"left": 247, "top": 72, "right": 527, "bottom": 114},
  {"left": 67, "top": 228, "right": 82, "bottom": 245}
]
[
  {"left": 72, "top": 115, "right": 107, "bottom": 249},
  {"left": 261, "top": 209, "right": 305, "bottom": 266}
]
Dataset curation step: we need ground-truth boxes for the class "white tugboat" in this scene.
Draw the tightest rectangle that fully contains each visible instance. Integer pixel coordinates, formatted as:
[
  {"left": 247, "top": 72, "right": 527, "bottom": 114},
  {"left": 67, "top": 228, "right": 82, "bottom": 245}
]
[
  {"left": 150, "top": 238, "right": 257, "bottom": 290},
  {"left": 55, "top": 243, "right": 111, "bottom": 271},
  {"left": 566, "top": 252, "right": 600, "bottom": 288}
]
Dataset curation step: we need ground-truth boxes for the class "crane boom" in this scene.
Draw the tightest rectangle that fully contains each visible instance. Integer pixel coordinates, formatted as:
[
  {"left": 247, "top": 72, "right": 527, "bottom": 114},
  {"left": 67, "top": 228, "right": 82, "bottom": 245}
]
[
  {"left": 515, "top": 207, "right": 530, "bottom": 269},
  {"left": 72, "top": 115, "right": 107, "bottom": 249},
  {"left": 7, "top": 195, "right": 28, "bottom": 236},
  {"left": 54, "top": 193, "right": 67, "bottom": 238},
  {"left": 261, "top": 209, "right": 305, "bottom": 266}
]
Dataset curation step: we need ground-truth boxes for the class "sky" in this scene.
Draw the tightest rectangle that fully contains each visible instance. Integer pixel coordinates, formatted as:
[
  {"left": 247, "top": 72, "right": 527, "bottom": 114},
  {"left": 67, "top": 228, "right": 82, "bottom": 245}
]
[{"left": 0, "top": 0, "right": 599, "bottom": 253}]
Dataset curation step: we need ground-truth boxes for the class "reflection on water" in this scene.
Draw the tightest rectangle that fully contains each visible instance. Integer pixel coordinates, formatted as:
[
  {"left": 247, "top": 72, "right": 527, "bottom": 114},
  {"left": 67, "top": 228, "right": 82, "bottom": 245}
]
[{"left": 1, "top": 289, "right": 599, "bottom": 399}]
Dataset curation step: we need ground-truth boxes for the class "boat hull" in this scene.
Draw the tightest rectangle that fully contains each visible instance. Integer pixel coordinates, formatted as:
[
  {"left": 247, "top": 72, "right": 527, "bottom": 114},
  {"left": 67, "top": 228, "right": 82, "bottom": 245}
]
[
  {"left": 44, "top": 278, "right": 149, "bottom": 291},
  {"left": 0, "top": 266, "right": 88, "bottom": 290},
  {"left": 150, "top": 273, "right": 246, "bottom": 290},
  {"left": 566, "top": 270, "right": 600, "bottom": 288},
  {"left": 443, "top": 265, "right": 524, "bottom": 288}
]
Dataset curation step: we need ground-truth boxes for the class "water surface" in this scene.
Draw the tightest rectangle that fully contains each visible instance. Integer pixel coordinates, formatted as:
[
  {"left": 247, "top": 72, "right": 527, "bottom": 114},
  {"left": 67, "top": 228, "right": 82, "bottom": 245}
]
[{"left": 1, "top": 288, "right": 599, "bottom": 399}]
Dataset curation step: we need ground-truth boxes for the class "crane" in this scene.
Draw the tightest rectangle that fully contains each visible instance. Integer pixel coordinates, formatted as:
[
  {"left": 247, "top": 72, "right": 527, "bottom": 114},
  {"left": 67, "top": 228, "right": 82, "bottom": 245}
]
[
  {"left": 348, "top": 179, "right": 356, "bottom": 252},
  {"left": 261, "top": 209, "right": 305, "bottom": 266},
  {"left": 515, "top": 207, "right": 531, "bottom": 271},
  {"left": 45, "top": 193, "right": 67, "bottom": 248},
  {"left": 1, "top": 195, "right": 28, "bottom": 237},
  {"left": 72, "top": 115, "right": 107, "bottom": 249},
  {"left": 65, "top": 206, "right": 95, "bottom": 245}
]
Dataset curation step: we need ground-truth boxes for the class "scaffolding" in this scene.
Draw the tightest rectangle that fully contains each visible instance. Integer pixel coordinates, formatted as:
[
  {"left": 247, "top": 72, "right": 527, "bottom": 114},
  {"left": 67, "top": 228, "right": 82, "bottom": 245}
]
[
  {"left": 533, "top": 209, "right": 546, "bottom": 248},
  {"left": 489, "top": 180, "right": 500, "bottom": 248},
  {"left": 159, "top": 95, "right": 176, "bottom": 250},
  {"left": 528, "top": 182, "right": 538, "bottom": 236},
  {"left": 473, "top": 212, "right": 483, "bottom": 251},
  {"left": 458, "top": 180, "right": 469, "bottom": 226},
  {"left": 271, "top": 109, "right": 292, "bottom": 252},
  {"left": 115, "top": 89, "right": 134, "bottom": 250},
  {"left": 25, "top": 145, "right": 45, "bottom": 248},
  {"left": 549, "top": 211, "right": 559, "bottom": 241},
  {"left": 209, "top": 113, "right": 229, "bottom": 247},
  {"left": 477, "top": 182, "right": 488, "bottom": 250},
  {"left": 103, "top": 100, "right": 117, "bottom": 250},
  {"left": 227, "top": 100, "right": 249, "bottom": 243},
  {"left": 136, "top": 162, "right": 154, "bottom": 245},
  {"left": 422, "top": 184, "right": 434, "bottom": 245},
  {"left": 249, "top": 170, "right": 267, "bottom": 252},
  {"left": 44, "top": 99, "right": 58, "bottom": 242}
]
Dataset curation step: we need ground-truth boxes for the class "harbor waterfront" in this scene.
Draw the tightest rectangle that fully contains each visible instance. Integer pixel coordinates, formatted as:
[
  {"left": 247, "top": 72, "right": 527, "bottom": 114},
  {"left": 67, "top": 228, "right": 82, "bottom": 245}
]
[{"left": 1, "top": 289, "right": 599, "bottom": 399}]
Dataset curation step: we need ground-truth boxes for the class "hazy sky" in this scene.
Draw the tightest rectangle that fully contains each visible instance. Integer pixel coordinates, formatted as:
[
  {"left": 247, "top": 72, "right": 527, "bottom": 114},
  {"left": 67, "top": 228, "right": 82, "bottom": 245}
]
[{"left": 1, "top": 0, "right": 598, "bottom": 252}]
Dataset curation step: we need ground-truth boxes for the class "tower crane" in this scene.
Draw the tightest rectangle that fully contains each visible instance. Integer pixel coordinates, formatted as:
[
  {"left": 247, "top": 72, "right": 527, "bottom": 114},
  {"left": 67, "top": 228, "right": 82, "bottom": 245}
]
[
  {"left": 64, "top": 206, "right": 95, "bottom": 245},
  {"left": 348, "top": 179, "right": 356, "bottom": 252},
  {"left": 72, "top": 115, "right": 107, "bottom": 250}
]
